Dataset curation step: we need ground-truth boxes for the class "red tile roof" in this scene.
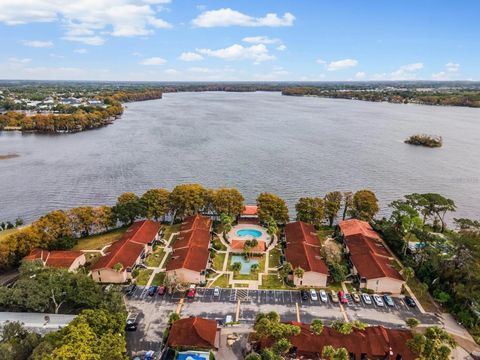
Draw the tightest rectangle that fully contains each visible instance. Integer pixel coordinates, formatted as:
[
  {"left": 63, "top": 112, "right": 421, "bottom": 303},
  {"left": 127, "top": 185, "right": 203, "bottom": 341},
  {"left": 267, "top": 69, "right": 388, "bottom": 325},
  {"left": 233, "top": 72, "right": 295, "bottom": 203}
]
[
  {"left": 242, "top": 205, "right": 258, "bottom": 216},
  {"left": 167, "top": 317, "right": 218, "bottom": 349},
  {"left": 166, "top": 215, "right": 212, "bottom": 272},
  {"left": 262, "top": 323, "right": 415, "bottom": 360},
  {"left": 284, "top": 222, "right": 328, "bottom": 275},
  {"left": 24, "top": 249, "right": 84, "bottom": 269},
  {"left": 340, "top": 220, "right": 403, "bottom": 281},
  {"left": 92, "top": 220, "right": 161, "bottom": 271},
  {"left": 339, "top": 219, "right": 381, "bottom": 240},
  {"left": 231, "top": 239, "right": 266, "bottom": 252},
  {"left": 45, "top": 251, "right": 84, "bottom": 268}
]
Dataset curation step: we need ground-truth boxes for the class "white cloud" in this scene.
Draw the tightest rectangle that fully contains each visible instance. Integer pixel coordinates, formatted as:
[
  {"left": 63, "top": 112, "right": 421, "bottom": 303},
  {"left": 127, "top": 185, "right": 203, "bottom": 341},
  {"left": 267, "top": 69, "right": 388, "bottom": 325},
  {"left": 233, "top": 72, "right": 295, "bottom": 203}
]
[
  {"left": 164, "top": 68, "right": 179, "bottom": 74},
  {"left": 8, "top": 57, "right": 32, "bottom": 65},
  {"left": 132, "top": 52, "right": 143, "bottom": 57},
  {"left": 21, "top": 40, "right": 54, "bottom": 48},
  {"left": 316, "top": 59, "right": 326, "bottom": 65},
  {"left": 192, "top": 8, "right": 295, "bottom": 28},
  {"left": 431, "top": 71, "right": 448, "bottom": 80},
  {"left": 197, "top": 43, "right": 275, "bottom": 63},
  {"left": 0, "top": 0, "right": 172, "bottom": 45},
  {"left": 143, "top": 0, "right": 171, "bottom": 3},
  {"left": 445, "top": 62, "right": 460, "bottom": 72},
  {"left": 276, "top": 44, "right": 286, "bottom": 51},
  {"left": 242, "top": 36, "right": 281, "bottom": 44},
  {"left": 179, "top": 52, "right": 204, "bottom": 61},
  {"left": 355, "top": 72, "right": 366, "bottom": 80},
  {"left": 74, "top": 48, "right": 88, "bottom": 54},
  {"left": 390, "top": 62, "right": 423, "bottom": 79},
  {"left": 140, "top": 57, "right": 166, "bottom": 65},
  {"left": 326, "top": 59, "right": 358, "bottom": 71}
]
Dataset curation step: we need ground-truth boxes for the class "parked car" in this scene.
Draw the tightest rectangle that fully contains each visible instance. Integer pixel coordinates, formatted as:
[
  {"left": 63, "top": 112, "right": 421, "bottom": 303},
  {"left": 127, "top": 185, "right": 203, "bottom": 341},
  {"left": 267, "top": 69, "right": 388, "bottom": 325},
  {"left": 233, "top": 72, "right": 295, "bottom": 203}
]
[
  {"left": 330, "top": 290, "right": 339, "bottom": 303},
  {"left": 213, "top": 287, "right": 221, "bottom": 297},
  {"left": 300, "top": 290, "right": 309, "bottom": 301},
  {"left": 373, "top": 294, "right": 384, "bottom": 307},
  {"left": 310, "top": 289, "right": 318, "bottom": 301},
  {"left": 158, "top": 286, "right": 166, "bottom": 296},
  {"left": 362, "top": 293, "right": 372, "bottom": 305},
  {"left": 319, "top": 289, "right": 328, "bottom": 303},
  {"left": 186, "top": 287, "right": 196, "bottom": 299},
  {"left": 338, "top": 291, "right": 348, "bottom": 304},
  {"left": 126, "top": 313, "right": 138, "bottom": 331},
  {"left": 351, "top": 292, "right": 361, "bottom": 303},
  {"left": 404, "top": 296, "right": 417, "bottom": 307},
  {"left": 147, "top": 286, "right": 158, "bottom": 296},
  {"left": 383, "top": 294, "right": 395, "bottom": 307},
  {"left": 125, "top": 284, "right": 137, "bottom": 295}
]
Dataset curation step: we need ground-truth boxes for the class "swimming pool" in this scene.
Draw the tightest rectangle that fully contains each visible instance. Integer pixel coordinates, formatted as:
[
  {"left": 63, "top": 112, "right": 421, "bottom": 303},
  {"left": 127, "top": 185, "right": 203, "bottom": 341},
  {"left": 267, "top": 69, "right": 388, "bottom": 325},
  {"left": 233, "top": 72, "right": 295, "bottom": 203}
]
[
  {"left": 230, "top": 255, "right": 259, "bottom": 274},
  {"left": 236, "top": 228, "right": 262, "bottom": 238}
]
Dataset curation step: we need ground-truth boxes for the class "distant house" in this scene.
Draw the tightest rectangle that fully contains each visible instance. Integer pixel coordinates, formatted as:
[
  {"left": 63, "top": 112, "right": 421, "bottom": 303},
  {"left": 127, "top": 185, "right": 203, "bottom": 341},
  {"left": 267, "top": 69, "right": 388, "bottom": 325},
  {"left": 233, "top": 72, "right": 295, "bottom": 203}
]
[
  {"left": 165, "top": 215, "right": 212, "bottom": 284},
  {"left": 91, "top": 220, "right": 161, "bottom": 283},
  {"left": 23, "top": 249, "right": 86, "bottom": 272},
  {"left": 238, "top": 205, "right": 258, "bottom": 223},
  {"left": 167, "top": 317, "right": 219, "bottom": 350},
  {"left": 339, "top": 219, "right": 404, "bottom": 294},
  {"left": 261, "top": 322, "right": 415, "bottom": 360},
  {"left": 284, "top": 221, "right": 328, "bottom": 287}
]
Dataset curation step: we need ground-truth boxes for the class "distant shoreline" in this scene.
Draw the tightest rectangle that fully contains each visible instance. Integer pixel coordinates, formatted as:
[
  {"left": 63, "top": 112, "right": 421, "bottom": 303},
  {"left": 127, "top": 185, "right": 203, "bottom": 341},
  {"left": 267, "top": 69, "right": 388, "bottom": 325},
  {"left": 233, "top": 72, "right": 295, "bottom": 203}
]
[{"left": 0, "top": 154, "right": 19, "bottom": 160}]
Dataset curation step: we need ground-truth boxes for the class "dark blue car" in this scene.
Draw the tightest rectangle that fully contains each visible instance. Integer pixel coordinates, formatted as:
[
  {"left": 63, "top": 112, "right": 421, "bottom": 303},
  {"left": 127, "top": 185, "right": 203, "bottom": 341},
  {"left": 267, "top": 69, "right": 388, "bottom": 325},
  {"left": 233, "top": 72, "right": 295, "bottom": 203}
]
[{"left": 147, "top": 286, "right": 158, "bottom": 296}]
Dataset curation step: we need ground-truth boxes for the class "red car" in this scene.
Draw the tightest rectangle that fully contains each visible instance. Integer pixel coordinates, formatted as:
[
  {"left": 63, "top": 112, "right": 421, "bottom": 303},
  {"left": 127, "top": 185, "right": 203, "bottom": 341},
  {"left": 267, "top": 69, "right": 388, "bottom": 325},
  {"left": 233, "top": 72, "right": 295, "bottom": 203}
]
[
  {"left": 186, "top": 284, "right": 196, "bottom": 299},
  {"left": 158, "top": 286, "right": 166, "bottom": 296},
  {"left": 338, "top": 291, "right": 348, "bottom": 304}
]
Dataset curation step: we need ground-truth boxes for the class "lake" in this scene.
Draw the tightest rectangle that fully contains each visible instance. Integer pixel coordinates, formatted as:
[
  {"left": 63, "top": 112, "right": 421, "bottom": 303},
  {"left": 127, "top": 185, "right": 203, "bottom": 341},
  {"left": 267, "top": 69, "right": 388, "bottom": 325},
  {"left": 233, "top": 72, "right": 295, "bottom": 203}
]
[{"left": 1, "top": 91, "right": 479, "bottom": 223}]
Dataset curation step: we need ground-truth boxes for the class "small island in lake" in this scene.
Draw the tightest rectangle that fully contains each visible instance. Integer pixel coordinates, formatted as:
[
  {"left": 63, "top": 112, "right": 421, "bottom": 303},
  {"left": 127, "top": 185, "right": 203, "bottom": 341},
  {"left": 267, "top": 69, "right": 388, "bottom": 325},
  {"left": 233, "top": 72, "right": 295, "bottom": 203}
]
[
  {"left": 405, "top": 134, "right": 443, "bottom": 148},
  {"left": 0, "top": 154, "right": 20, "bottom": 160}
]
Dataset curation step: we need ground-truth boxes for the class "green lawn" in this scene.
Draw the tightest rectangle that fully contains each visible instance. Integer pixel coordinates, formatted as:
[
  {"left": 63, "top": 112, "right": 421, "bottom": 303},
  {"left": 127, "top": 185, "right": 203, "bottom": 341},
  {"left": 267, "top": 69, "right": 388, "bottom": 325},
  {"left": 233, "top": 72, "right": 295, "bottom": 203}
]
[
  {"left": 210, "top": 274, "right": 230, "bottom": 288},
  {"left": 268, "top": 247, "right": 282, "bottom": 268},
  {"left": 260, "top": 274, "right": 289, "bottom": 289},
  {"left": 407, "top": 277, "right": 438, "bottom": 313},
  {"left": 163, "top": 224, "right": 181, "bottom": 241},
  {"left": 317, "top": 227, "right": 335, "bottom": 242},
  {"left": 145, "top": 247, "right": 166, "bottom": 267},
  {"left": 211, "top": 237, "right": 227, "bottom": 251},
  {"left": 151, "top": 272, "right": 166, "bottom": 286},
  {"left": 84, "top": 253, "right": 102, "bottom": 270},
  {"left": 212, "top": 252, "right": 226, "bottom": 271},
  {"left": 73, "top": 228, "right": 126, "bottom": 250},
  {"left": 135, "top": 269, "right": 153, "bottom": 286}
]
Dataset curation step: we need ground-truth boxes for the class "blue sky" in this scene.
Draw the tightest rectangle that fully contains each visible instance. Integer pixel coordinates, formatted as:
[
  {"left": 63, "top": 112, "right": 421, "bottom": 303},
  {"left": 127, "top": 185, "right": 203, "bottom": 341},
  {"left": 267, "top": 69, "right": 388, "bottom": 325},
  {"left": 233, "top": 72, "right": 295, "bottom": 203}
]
[{"left": 0, "top": 0, "right": 478, "bottom": 81}]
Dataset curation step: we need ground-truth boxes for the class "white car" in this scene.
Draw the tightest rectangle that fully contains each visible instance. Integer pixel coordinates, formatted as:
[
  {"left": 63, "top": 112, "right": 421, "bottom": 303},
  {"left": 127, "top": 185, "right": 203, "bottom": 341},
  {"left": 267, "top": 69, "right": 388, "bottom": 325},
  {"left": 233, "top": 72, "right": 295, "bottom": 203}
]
[
  {"left": 319, "top": 289, "right": 328, "bottom": 303},
  {"left": 310, "top": 289, "right": 318, "bottom": 301},
  {"left": 373, "top": 294, "right": 384, "bottom": 307},
  {"left": 362, "top": 293, "right": 372, "bottom": 305},
  {"left": 213, "top": 287, "right": 220, "bottom": 297}
]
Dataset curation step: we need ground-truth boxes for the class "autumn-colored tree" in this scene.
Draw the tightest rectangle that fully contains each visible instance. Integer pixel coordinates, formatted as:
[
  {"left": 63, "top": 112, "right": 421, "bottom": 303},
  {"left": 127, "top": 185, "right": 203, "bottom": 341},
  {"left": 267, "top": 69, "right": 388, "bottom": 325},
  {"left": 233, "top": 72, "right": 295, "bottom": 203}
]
[
  {"left": 112, "top": 192, "right": 144, "bottom": 225},
  {"left": 295, "top": 197, "right": 325, "bottom": 226},
  {"left": 141, "top": 188, "right": 170, "bottom": 221},
  {"left": 257, "top": 193, "right": 289, "bottom": 224},
  {"left": 69, "top": 207, "right": 95, "bottom": 236},
  {"left": 169, "top": 184, "right": 209, "bottom": 220},
  {"left": 349, "top": 190, "right": 379, "bottom": 221},
  {"left": 213, "top": 188, "right": 245, "bottom": 218},
  {"left": 324, "top": 191, "right": 342, "bottom": 227}
]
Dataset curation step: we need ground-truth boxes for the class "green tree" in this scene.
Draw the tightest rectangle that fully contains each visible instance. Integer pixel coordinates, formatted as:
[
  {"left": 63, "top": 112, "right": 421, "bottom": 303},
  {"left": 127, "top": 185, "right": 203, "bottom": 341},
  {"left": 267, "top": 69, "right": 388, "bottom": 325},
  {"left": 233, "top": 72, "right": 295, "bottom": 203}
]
[
  {"left": 405, "top": 317, "right": 420, "bottom": 329},
  {"left": 112, "top": 192, "right": 144, "bottom": 225},
  {"left": 0, "top": 321, "right": 42, "bottom": 360},
  {"left": 405, "top": 193, "right": 456, "bottom": 232},
  {"left": 232, "top": 262, "right": 242, "bottom": 273},
  {"left": 324, "top": 191, "right": 342, "bottom": 227},
  {"left": 402, "top": 266, "right": 415, "bottom": 282},
  {"left": 256, "top": 193, "right": 289, "bottom": 224},
  {"left": 244, "top": 353, "right": 262, "bottom": 360},
  {"left": 169, "top": 184, "right": 208, "bottom": 220},
  {"left": 141, "top": 188, "right": 170, "bottom": 221},
  {"left": 272, "top": 338, "right": 292, "bottom": 355},
  {"left": 69, "top": 207, "right": 95, "bottom": 237},
  {"left": 220, "top": 213, "right": 234, "bottom": 236},
  {"left": 341, "top": 191, "right": 353, "bottom": 221},
  {"left": 266, "top": 216, "right": 279, "bottom": 238},
  {"left": 294, "top": 267, "right": 305, "bottom": 282},
  {"left": 331, "top": 320, "right": 354, "bottom": 335},
  {"left": 279, "top": 262, "right": 293, "bottom": 281},
  {"left": 322, "top": 345, "right": 349, "bottom": 360},
  {"left": 328, "top": 262, "right": 348, "bottom": 283},
  {"left": 254, "top": 312, "right": 300, "bottom": 340},
  {"left": 349, "top": 190, "right": 379, "bottom": 221},
  {"left": 213, "top": 188, "right": 245, "bottom": 218},
  {"left": 310, "top": 319, "right": 324, "bottom": 335},
  {"left": 407, "top": 326, "right": 456, "bottom": 360},
  {"left": 295, "top": 197, "right": 325, "bottom": 226}
]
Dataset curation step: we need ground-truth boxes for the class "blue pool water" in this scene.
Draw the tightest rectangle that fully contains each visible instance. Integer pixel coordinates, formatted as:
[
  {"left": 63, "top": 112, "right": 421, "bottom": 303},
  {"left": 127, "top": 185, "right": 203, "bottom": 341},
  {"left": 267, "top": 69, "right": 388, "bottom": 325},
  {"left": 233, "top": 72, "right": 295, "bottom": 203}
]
[
  {"left": 230, "top": 255, "right": 259, "bottom": 274},
  {"left": 236, "top": 229, "right": 262, "bottom": 238}
]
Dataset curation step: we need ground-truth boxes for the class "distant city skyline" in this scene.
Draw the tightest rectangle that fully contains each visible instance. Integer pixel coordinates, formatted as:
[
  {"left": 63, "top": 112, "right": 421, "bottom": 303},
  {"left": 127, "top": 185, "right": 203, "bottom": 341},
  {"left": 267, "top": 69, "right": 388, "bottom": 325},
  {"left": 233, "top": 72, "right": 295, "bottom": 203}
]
[{"left": 0, "top": 0, "right": 478, "bottom": 81}]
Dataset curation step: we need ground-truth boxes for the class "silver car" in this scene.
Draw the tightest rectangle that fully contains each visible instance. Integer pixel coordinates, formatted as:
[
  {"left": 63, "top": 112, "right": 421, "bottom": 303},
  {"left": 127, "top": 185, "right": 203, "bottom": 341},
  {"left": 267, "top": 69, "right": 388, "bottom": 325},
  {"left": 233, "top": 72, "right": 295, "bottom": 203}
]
[
  {"left": 362, "top": 293, "right": 372, "bottom": 305},
  {"left": 310, "top": 289, "right": 318, "bottom": 301},
  {"left": 373, "top": 294, "right": 384, "bottom": 307},
  {"left": 213, "top": 287, "right": 220, "bottom": 297},
  {"left": 319, "top": 289, "right": 328, "bottom": 303}
]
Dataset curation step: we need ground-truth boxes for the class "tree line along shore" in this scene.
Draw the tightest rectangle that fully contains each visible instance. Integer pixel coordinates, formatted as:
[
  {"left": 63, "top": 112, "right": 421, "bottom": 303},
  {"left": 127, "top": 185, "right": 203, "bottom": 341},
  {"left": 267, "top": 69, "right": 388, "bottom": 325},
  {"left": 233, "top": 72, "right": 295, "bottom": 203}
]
[
  {"left": 0, "top": 184, "right": 478, "bottom": 344},
  {"left": 0, "top": 89, "right": 163, "bottom": 133}
]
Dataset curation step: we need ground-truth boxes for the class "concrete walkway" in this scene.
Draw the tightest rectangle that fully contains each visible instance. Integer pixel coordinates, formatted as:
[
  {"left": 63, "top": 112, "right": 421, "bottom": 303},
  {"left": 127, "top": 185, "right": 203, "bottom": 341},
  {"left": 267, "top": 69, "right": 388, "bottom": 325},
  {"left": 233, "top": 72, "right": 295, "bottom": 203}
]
[{"left": 144, "top": 232, "right": 178, "bottom": 288}]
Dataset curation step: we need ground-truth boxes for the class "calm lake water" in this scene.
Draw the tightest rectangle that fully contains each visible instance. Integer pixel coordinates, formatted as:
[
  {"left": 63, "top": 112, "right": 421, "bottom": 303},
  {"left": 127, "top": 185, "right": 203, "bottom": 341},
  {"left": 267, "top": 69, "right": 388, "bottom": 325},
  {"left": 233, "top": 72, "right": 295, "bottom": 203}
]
[{"left": 1, "top": 91, "right": 479, "bottom": 223}]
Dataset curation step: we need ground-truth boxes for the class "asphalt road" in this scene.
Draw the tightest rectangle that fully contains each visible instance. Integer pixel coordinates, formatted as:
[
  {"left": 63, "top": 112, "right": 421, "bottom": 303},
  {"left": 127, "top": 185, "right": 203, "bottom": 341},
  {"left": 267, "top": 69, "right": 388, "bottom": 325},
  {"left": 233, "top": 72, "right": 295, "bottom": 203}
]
[{"left": 125, "top": 286, "right": 441, "bottom": 356}]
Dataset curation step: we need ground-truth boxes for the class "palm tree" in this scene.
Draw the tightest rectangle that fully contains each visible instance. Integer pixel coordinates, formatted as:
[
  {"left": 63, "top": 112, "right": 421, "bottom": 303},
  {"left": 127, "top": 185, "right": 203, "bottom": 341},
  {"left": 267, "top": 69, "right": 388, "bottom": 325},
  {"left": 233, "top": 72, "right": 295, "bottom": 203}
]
[
  {"left": 294, "top": 267, "right": 305, "bottom": 281},
  {"left": 232, "top": 262, "right": 242, "bottom": 273}
]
